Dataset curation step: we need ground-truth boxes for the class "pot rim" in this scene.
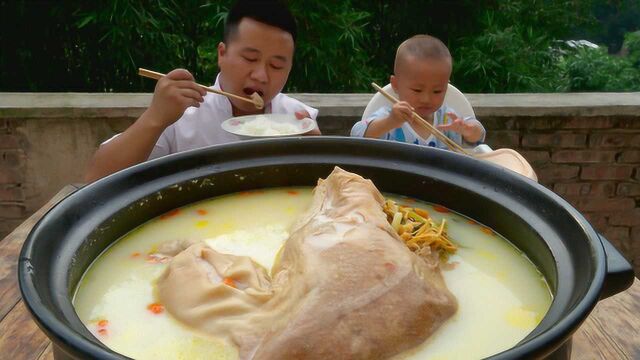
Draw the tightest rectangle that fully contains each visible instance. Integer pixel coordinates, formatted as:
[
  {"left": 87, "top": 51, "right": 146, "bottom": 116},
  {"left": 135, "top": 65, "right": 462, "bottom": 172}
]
[{"left": 19, "top": 137, "right": 608, "bottom": 360}]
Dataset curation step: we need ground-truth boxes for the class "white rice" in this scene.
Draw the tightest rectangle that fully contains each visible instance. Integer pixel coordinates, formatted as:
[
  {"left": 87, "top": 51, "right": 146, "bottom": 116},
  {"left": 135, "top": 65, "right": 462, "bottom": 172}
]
[{"left": 236, "top": 116, "right": 299, "bottom": 136}]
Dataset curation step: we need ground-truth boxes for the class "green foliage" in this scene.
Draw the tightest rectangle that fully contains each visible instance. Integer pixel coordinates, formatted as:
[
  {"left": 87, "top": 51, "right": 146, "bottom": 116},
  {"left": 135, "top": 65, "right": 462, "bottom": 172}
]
[
  {"left": 70, "top": 1, "right": 230, "bottom": 91},
  {"left": 0, "top": 0, "right": 638, "bottom": 92},
  {"left": 68, "top": 0, "right": 377, "bottom": 92},
  {"left": 452, "top": 0, "right": 595, "bottom": 92},
  {"left": 284, "top": 1, "right": 374, "bottom": 92},
  {"left": 453, "top": 18, "right": 560, "bottom": 92},
  {"left": 352, "top": 0, "right": 489, "bottom": 88},
  {"left": 1, "top": 0, "right": 375, "bottom": 92},
  {"left": 588, "top": 0, "right": 640, "bottom": 53},
  {"left": 624, "top": 31, "right": 640, "bottom": 68},
  {"left": 556, "top": 46, "right": 640, "bottom": 91}
]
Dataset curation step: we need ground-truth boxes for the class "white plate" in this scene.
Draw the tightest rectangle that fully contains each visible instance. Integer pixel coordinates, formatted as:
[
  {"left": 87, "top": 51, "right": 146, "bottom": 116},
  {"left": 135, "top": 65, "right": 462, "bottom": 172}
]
[{"left": 221, "top": 114, "right": 316, "bottom": 139}]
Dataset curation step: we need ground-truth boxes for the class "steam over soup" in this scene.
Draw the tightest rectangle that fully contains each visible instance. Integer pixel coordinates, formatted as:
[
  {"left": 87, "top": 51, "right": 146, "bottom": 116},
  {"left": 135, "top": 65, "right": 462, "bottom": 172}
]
[{"left": 74, "top": 174, "right": 551, "bottom": 360}]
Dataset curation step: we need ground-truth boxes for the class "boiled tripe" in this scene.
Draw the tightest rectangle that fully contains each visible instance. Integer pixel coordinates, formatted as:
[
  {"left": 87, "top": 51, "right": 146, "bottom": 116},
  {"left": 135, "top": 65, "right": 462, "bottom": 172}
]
[{"left": 157, "top": 167, "right": 457, "bottom": 359}]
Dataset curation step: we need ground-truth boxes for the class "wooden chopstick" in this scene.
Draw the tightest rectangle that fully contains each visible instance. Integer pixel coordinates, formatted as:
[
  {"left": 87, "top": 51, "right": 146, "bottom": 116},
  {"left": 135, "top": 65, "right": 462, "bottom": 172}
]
[
  {"left": 371, "top": 83, "right": 470, "bottom": 155},
  {"left": 138, "top": 68, "right": 264, "bottom": 109}
]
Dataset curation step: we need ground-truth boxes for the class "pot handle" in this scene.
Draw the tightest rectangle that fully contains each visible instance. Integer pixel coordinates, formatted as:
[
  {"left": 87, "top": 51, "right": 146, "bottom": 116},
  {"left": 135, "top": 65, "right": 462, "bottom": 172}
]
[{"left": 598, "top": 233, "right": 635, "bottom": 299}]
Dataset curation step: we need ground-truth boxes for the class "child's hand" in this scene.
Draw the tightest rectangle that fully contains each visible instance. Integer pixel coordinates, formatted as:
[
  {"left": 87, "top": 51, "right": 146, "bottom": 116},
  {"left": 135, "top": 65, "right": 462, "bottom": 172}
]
[
  {"left": 295, "top": 110, "right": 321, "bottom": 135},
  {"left": 145, "top": 69, "right": 207, "bottom": 129},
  {"left": 437, "top": 112, "right": 483, "bottom": 142},
  {"left": 388, "top": 101, "right": 414, "bottom": 127}
]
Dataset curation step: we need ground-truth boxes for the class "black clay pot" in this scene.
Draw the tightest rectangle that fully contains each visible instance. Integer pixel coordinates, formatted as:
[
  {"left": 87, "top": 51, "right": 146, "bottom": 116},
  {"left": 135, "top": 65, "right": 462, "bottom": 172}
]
[{"left": 19, "top": 137, "right": 634, "bottom": 360}]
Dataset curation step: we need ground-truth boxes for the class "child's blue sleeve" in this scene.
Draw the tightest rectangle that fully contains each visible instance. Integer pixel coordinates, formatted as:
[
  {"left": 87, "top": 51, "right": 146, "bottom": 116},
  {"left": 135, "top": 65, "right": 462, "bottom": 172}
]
[
  {"left": 350, "top": 120, "right": 369, "bottom": 137},
  {"left": 350, "top": 107, "right": 392, "bottom": 138}
]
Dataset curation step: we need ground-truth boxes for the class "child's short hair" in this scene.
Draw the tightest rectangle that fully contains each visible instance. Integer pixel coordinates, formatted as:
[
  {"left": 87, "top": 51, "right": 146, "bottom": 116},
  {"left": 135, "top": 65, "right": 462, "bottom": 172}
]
[
  {"left": 394, "top": 35, "right": 451, "bottom": 74},
  {"left": 224, "top": 0, "right": 297, "bottom": 44}
]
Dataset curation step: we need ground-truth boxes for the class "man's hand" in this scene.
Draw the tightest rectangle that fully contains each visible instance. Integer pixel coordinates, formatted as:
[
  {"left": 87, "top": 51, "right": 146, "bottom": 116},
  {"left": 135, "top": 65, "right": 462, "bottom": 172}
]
[
  {"left": 144, "top": 69, "right": 207, "bottom": 129},
  {"left": 84, "top": 69, "right": 208, "bottom": 183},
  {"left": 295, "top": 110, "right": 322, "bottom": 135}
]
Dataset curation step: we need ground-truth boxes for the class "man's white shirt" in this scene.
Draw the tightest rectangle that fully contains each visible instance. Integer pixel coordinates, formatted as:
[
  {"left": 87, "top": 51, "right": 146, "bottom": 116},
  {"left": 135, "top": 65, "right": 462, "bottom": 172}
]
[{"left": 104, "top": 74, "right": 318, "bottom": 160}]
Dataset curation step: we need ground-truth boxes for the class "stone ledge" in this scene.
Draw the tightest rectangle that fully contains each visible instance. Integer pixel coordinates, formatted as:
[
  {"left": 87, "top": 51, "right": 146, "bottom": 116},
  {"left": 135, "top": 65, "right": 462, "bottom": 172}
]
[
  {"left": 0, "top": 93, "right": 150, "bottom": 118},
  {"left": 1, "top": 92, "right": 639, "bottom": 118}
]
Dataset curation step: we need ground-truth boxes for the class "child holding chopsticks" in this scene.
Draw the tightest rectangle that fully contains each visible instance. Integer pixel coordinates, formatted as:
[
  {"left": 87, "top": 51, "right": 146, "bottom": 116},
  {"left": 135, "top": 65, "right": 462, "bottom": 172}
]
[{"left": 351, "top": 35, "right": 485, "bottom": 150}]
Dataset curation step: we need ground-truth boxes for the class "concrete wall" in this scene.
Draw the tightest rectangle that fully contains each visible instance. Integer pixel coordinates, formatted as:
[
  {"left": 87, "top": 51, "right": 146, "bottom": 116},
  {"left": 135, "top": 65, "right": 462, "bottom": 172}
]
[{"left": 1, "top": 92, "right": 639, "bottom": 272}]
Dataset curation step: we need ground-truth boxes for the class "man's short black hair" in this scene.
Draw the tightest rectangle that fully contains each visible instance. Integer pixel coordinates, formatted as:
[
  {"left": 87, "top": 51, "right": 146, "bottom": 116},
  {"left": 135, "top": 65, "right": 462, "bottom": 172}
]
[{"left": 224, "top": 0, "right": 297, "bottom": 43}]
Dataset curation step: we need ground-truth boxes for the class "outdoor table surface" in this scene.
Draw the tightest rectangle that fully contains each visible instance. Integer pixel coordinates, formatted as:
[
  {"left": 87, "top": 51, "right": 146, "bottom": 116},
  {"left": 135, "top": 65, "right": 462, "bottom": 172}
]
[{"left": 0, "top": 185, "right": 638, "bottom": 360}]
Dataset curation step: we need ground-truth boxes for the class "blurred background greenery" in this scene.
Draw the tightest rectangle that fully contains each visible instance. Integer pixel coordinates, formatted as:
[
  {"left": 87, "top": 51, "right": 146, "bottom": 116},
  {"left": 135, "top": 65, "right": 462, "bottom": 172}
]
[{"left": 0, "top": 0, "right": 638, "bottom": 93}]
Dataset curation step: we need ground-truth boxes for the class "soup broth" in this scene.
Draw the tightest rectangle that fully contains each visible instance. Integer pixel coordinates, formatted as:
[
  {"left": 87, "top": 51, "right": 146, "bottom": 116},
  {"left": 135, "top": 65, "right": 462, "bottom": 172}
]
[{"left": 73, "top": 187, "right": 551, "bottom": 360}]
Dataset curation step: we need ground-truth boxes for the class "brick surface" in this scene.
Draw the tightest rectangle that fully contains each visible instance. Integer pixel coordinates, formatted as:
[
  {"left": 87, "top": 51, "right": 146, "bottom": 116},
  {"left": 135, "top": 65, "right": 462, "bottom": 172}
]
[
  {"left": 478, "top": 117, "right": 515, "bottom": 130},
  {"left": 539, "top": 180, "right": 555, "bottom": 191},
  {"left": 618, "top": 150, "right": 640, "bottom": 163},
  {"left": 560, "top": 116, "right": 616, "bottom": 129},
  {"left": 1, "top": 122, "right": 9, "bottom": 134},
  {"left": 0, "top": 203, "right": 26, "bottom": 219},
  {"left": 0, "top": 184, "right": 24, "bottom": 202},
  {"left": 0, "top": 134, "right": 20, "bottom": 149},
  {"left": 537, "top": 165, "right": 580, "bottom": 181},
  {"left": 0, "top": 149, "right": 26, "bottom": 168},
  {"left": 631, "top": 226, "right": 640, "bottom": 269},
  {"left": 554, "top": 182, "right": 616, "bottom": 197},
  {"left": 0, "top": 219, "right": 23, "bottom": 239},
  {"left": 522, "top": 133, "right": 587, "bottom": 148},
  {"left": 589, "top": 133, "right": 640, "bottom": 148},
  {"left": 106, "top": 117, "right": 136, "bottom": 133},
  {"left": 0, "top": 167, "right": 22, "bottom": 184},
  {"left": 580, "top": 165, "right": 634, "bottom": 180},
  {"left": 608, "top": 209, "right": 640, "bottom": 227},
  {"left": 551, "top": 150, "right": 617, "bottom": 163},
  {"left": 603, "top": 226, "right": 632, "bottom": 253},
  {"left": 484, "top": 131, "right": 520, "bottom": 148},
  {"left": 516, "top": 117, "right": 564, "bottom": 130},
  {"left": 617, "top": 182, "right": 640, "bottom": 196},
  {"left": 563, "top": 197, "right": 636, "bottom": 212},
  {"left": 618, "top": 117, "right": 640, "bottom": 129},
  {"left": 583, "top": 212, "right": 608, "bottom": 230},
  {"left": 317, "top": 116, "right": 354, "bottom": 133},
  {"left": 521, "top": 151, "right": 550, "bottom": 165}
]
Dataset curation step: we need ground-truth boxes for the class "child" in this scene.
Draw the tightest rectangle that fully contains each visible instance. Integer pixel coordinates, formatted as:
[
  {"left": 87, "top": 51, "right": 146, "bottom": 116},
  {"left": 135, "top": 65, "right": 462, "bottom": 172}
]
[
  {"left": 351, "top": 35, "right": 485, "bottom": 149},
  {"left": 85, "top": 0, "right": 319, "bottom": 182}
]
